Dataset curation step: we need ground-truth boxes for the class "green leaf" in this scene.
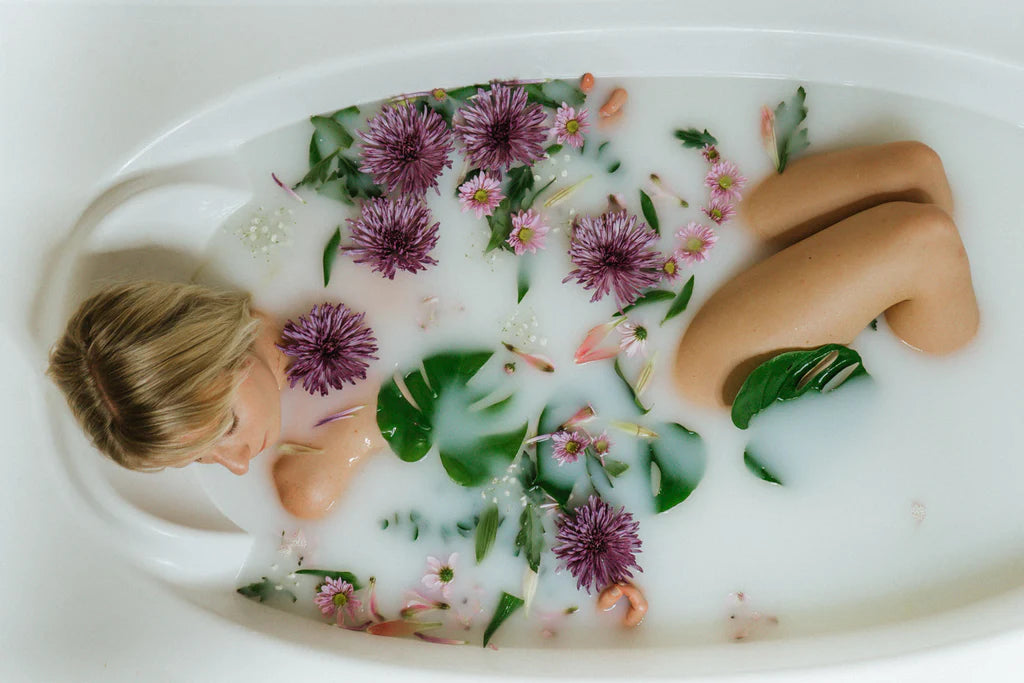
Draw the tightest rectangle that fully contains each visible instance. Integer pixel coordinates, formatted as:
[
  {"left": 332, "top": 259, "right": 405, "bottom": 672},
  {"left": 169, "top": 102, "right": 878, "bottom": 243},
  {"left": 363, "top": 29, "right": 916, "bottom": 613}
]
[
  {"left": 475, "top": 502, "right": 500, "bottom": 563},
  {"left": 447, "top": 84, "right": 486, "bottom": 101},
  {"left": 545, "top": 144, "right": 563, "bottom": 156},
  {"left": 731, "top": 343, "right": 869, "bottom": 429},
  {"left": 322, "top": 227, "right": 342, "bottom": 287},
  {"left": 294, "top": 569, "right": 363, "bottom": 590},
  {"left": 603, "top": 459, "right": 629, "bottom": 477},
  {"left": 615, "top": 288, "right": 675, "bottom": 317},
  {"left": 523, "top": 177, "right": 555, "bottom": 210},
  {"left": 661, "top": 276, "right": 695, "bottom": 324},
  {"left": 743, "top": 449, "right": 783, "bottom": 485},
  {"left": 295, "top": 150, "right": 338, "bottom": 188},
  {"left": 596, "top": 141, "right": 610, "bottom": 158},
  {"left": 485, "top": 198, "right": 513, "bottom": 253},
  {"left": 613, "top": 357, "right": 650, "bottom": 415},
  {"left": 506, "top": 165, "right": 535, "bottom": 211},
  {"left": 646, "top": 423, "right": 706, "bottom": 513},
  {"left": 516, "top": 259, "right": 530, "bottom": 303},
  {"left": 237, "top": 577, "right": 296, "bottom": 604},
  {"left": 309, "top": 135, "right": 323, "bottom": 167},
  {"left": 639, "top": 190, "right": 659, "bottom": 235},
  {"left": 315, "top": 177, "right": 354, "bottom": 205},
  {"left": 482, "top": 592, "right": 525, "bottom": 647},
  {"left": 607, "top": 161, "right": 622, "bottom": 174},
  {"left": 541, "top": 79, "right": 587, "bottom": 108},
  {"left": 514, "top": 503, "right": 544, "bottom": 572},
  {"left": 523, "top": 82, "right": 560, "bottom": 109},
  {"left": 773, "top": 86, "right": 809, "bottom": 173},
  {"left": 674, "top": 128, "right": 718, "bottom": 149},
  {"left": 311, "top": 115, "right": 353, "bottom": 156},
  {"left": 336, "top": 155, "right": 383, "bottom": 200},
  {"left": 440, "top": 423, "right": 528, "bottom": 487}
]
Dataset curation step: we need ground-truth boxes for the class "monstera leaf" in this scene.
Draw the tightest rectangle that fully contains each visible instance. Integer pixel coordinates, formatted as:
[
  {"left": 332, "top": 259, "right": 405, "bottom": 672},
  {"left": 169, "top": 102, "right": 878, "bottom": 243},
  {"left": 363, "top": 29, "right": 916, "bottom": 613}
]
[{"left": 377, "top": 350, "right": 528, "bottom": 487}]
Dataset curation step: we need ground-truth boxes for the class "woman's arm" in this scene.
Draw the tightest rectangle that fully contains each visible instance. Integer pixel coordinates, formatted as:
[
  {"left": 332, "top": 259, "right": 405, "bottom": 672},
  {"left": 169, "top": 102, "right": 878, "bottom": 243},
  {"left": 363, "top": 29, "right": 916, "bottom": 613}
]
[
  {"left": 674, "top": 201, "right": 978, "bottom": 408},
  {"left": 739, "top": 141, "right": 954, "bottom": 247},
  {"left": 272, "top": 404, "right": 385, "bottom": 519}
]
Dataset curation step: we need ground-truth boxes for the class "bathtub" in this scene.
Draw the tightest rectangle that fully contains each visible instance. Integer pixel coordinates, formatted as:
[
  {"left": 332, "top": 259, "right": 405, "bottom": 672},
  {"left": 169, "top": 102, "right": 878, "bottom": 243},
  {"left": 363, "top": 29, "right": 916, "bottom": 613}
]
[{"left": 5, "top": 1, "right": 1024, "bottom": 680}]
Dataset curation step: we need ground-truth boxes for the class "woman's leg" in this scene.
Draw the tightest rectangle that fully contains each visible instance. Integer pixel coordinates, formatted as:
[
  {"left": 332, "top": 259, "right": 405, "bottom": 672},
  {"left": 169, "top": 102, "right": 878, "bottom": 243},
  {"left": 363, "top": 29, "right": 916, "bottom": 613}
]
[
  {"left": 739, "top": 141, "right": 954, "bottom": 247},
  {"left": 673, "top": 201, "right": 979, "bottom": 408}
]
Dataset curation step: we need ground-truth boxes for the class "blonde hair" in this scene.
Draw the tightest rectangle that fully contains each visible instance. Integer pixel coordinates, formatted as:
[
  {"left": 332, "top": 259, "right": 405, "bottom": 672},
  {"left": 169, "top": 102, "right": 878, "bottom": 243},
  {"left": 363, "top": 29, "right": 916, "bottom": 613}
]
[{"left": 46, "top": 281, "right": 261, "bottom": 470}]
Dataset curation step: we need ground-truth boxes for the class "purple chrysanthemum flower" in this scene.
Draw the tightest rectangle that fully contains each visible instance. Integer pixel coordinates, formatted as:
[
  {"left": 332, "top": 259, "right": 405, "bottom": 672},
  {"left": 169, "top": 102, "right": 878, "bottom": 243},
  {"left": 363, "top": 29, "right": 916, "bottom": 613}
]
[
  {"left": 551, "top": 430, "right": 590, "bottom": 466},
  {"left": 345, "top": 196, "right": 440, "bottom": 279},
  {"left": 702, "top": 197, "right": 737, "bottom": 225},
  {"left": 553, "top": 496, "right": 643, "bottom": 594},
  {"left": 553, "top": 103, "right": 589, "bottom": 148},
  {"left": 563, "top": 211, "right": 663, "bottom": 306},
  {"left": 701, "top": 144, "right": 720, "bottom": 164},
  {"left": 458, "top": 173, "right": 504, "bottom": 219},
  {"left": 705, "top": 160, "right": 747, "bottom": 204},
  {"left": 455, "top": 84, "right": 548, "bottom": 170},
  {"left": 507, "top": 209, "right": 550, "bottom": 255},
  {"left": 314, "top": 577, "right": 362, "bottom": 625},
  {"left": 675, "top": 221, "right": 718, "bottom": 265},
  {"left": 278, "top": 303, "right": 379, "bottom": 396},
  {"left": 359, "top": 102, "right": 454, "bottom": 196}
]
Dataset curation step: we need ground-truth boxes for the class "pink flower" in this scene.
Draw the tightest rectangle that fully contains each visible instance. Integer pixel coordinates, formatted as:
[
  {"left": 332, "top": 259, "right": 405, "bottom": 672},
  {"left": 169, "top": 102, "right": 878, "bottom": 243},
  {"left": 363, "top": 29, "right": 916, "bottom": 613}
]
[
  {"left": 618, "top": 321, "right": 649, "bottom": 357},
  {"left": 574, "top": 319, "right": 623, "bottom": 364},
  {"left": 507, "top": 209, "right": 550, "bottom": 255},
  {"left": 760, "top": 105, "right": 780, "bottom": 171},
  {"left": 659, "top": 253, "right": 682, "bottom": 282},
  {"left": 701, "top": 144, "right": 720, "bottom": 164},
  {"left": 551, "top": 430, "right": 591, "bottom": 466},
  {"left": 314, "top": 578, "right": 362, "bottom": 625},
  {"left": 553, "top": 103, "right": 590, "bottom": 148},
  {"left": 592, "top": 432, "right": 612, "bottom": 457},
  {"left": 675, "top": 222, "right": 718, "bottom": 264},
  {"left": 422, "top": 553, "right": 458, "bottom": 598},
  {"left": 458, "top": 174, "right": 504, "bottom": 218},
  {"left": 502, "top": 342, "right": 555, "bottom": 373},
  {"left": 702, "top": 198, "right": 736, "bottom": 225},
  {"left": 705, "top": 161, "right": 747, "bottom": 204}
]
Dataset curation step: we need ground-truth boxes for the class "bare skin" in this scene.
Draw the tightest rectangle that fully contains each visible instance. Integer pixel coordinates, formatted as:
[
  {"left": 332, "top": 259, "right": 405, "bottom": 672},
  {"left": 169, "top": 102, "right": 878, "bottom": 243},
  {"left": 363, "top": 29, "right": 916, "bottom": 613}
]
[
  {"left": 674, "top": 142, "right": 979, "bottom": 409},
  {"left": 597, "top": 583, "right": 648, "bottom": 627}
]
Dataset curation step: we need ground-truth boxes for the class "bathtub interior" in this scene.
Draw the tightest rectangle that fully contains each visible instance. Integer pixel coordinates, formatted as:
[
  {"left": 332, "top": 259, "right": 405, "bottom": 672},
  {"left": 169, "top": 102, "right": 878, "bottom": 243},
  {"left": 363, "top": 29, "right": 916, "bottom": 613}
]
[{"left": 33, "top": 25, "right": 1024, "bottom": 677}]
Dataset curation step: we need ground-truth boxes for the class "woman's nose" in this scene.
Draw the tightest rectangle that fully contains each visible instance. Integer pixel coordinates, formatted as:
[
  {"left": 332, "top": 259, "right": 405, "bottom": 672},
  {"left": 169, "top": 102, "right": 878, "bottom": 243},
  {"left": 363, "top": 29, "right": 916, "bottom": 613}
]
[{"left": 211, "top": 445, "right": 251, "bottom": 475}]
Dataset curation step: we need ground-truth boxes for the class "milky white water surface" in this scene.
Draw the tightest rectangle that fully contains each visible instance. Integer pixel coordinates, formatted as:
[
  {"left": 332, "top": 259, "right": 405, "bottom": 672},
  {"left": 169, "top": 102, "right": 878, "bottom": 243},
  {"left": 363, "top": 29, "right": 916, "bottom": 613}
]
[{"left": 195, "top": 76, "right": 1024, "bottom": 648}]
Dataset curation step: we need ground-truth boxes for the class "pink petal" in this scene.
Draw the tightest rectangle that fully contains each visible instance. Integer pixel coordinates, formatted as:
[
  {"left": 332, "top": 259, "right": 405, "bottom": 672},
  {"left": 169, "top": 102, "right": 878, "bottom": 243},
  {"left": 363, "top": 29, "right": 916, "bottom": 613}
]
[
  {"left": 272, "top": 172, "right": 307, "bottom": 204},
  {"left": 575, "top": 346, "right": 621, "bottom": 365},
  {"left": 426, "top": 556, "right": 442, "bottom": 572},
  {"left": 574, "top": 320, "right": 622, "bottom": 364},
  {"left": 502, "top": 342, "right": 555, "bottom": 373},
  {"left": 561, "top": 404, "right": 596, "bottom": 428},
  {"left": 367, "top": 620, "right": 442, "bottom": 638},
  {"left": 414, "top": 632, "right": 467, "bottom": 645},
  {"left": 313, "top": 404, "right": 366, "bottom": 428}
]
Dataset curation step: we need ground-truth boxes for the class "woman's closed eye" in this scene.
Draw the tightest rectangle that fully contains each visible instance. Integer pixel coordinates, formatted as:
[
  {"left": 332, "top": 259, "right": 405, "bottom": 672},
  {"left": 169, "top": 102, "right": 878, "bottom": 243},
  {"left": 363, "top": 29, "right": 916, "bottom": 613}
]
[{"left": 225, "top": 412, "right": 240, "bottom": 437}]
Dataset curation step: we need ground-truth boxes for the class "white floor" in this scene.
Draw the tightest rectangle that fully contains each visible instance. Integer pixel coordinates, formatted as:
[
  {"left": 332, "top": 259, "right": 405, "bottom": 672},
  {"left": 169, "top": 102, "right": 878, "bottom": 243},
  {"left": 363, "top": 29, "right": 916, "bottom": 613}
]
[{"left": 4, "top": 2, "right": 1024, "bottom": 681}]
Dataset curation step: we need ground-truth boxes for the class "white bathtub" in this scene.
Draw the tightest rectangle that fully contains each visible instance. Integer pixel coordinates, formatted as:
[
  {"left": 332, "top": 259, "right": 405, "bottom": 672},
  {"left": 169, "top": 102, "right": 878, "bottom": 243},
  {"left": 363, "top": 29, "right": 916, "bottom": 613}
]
[{"left": 5, "top": 1, "right": 1024, "bottom": 680}]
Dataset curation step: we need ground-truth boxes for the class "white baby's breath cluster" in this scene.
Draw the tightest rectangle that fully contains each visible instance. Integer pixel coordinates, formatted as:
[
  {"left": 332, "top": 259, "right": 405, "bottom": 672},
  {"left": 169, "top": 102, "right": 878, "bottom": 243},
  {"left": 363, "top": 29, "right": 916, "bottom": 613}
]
[{"left": 234, "top": 206, "right": 294, "bottom": 260}]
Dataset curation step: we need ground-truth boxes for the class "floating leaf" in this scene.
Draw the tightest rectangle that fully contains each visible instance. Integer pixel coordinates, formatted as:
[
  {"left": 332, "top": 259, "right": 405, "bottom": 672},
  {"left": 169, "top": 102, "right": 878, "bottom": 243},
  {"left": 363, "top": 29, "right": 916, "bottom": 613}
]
[
  {"left": 613, "top": 358, "right": 650, "bottom": 415},
  {"left": 516, "top": 259, "right": 530, "bottom": 303},
  {"left": 336, "top": 155, "right": 384, "bottom": 200},
  {"left": 482, "top": 592, "right": 525, "bottom": 647},
  {"left": 475, "top": 502, "right": 500, "bottom": 563},
  {"left": 743, "top": 449, "right": 783, "bottom": 485},
  {"left": 322, "top": 227, "right": 342, "bottom": 287},
  {"left": 514, "top": 503, "right": 544, "bottom": 572},
  {"left": 773, "top": 86, "right": 810, "bottom": 173},
  {"left": 485, "top": 198, "right": 514, "bottom": 253},
  {"left": 673, "top": 128, "right": 718, "bottom": 149},
  {"left": 615, "top": 288, "right": 675, "bottom": 317},
  {"left": 661, "top": 276, "right": 695, "bottom": 324},
  {"left": 506, "top": 165, "right": 535, "bottom": 210},
  {"left": 603, "top": 459, "right": 629, "bottom": 478},
  {"left": 607, "top": 161, "right": 622, "bottom": 174},
  {"left": 315, "top": 177, "right": 354, "bottom": 205},
  {"left": 237, "top": 577, "right": 296, "bottom": 604},
  {"left": 294, "top": 150, "right": 338, "bottom": 189},
  {"left": 379, "top": 351, "right": 527, "bottom": 486},
  {"left": 294, "top": 569, "right": 363, "bottom": 590},
  {"left": 311, "top": 115, "right": 354, "bottom": 156},
  {"left": 545, "top": 143, "right": 564, "bottom": 156},
  {"left": 646, "top": 423, "right": 706, "bottom": 513},
  {"left": 639, "top": 190, "right": 659, "bottom": 235},
  {"left": 730, "top": 344, "right": 868, "bottom": 429},
  {"left": 540, "top": 79, "right": 587, "bottom": 108}
]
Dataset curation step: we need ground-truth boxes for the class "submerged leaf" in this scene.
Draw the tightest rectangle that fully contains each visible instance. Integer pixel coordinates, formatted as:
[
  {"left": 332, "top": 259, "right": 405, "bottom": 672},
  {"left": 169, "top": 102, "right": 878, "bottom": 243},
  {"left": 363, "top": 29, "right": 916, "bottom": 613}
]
[
  {"left": 730, "top": 343, "right": 868, "bottom": 429},
  {"left": 514, "top": 503, "right": 544, "bottom": 572},
  {"left": 613, "top": 358, "right": 651, "bottom": 415},
  {"left": 743, "top": 449, "right": 783, "bottom": 485},
  {"left": 475, "top": 503, "right": 500, "bottom": 563},
  {"left": 482, "top": 592, "right": 525, "bottom": 647},
  {"left": 674, "top": 128, "right": 718, "bottom": 149},
  {"left": 646, "top": 423, "right": 706, "bottom": 513},
  {"left": 639, "top": 189, "right": 659, "bottom": 235},
  {"left": 661, "top": 276, "right": 695, "bottom": 324},
  {"left": 294, "top": 569, "right": 363, "bottom": 590},
  {"left": 237, "top": 577, "right": 296, "bottom": 604},
  {"left": 773, "top": 86, "right": 810, "bottom": 172}
]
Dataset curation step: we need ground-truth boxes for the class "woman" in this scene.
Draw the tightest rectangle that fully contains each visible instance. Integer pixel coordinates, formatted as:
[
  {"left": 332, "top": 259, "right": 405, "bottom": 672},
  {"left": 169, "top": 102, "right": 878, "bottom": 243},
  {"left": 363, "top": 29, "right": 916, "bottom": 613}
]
[{"left": 46, "top": 281, "right": 384, "bottom": 519}]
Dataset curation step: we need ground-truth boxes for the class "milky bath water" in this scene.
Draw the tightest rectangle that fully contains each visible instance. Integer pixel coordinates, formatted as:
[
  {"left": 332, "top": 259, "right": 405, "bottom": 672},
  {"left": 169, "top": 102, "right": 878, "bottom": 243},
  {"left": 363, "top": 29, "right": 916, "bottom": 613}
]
[{"left": 194, "top": 76, "right": 1024, "bottom": 648}]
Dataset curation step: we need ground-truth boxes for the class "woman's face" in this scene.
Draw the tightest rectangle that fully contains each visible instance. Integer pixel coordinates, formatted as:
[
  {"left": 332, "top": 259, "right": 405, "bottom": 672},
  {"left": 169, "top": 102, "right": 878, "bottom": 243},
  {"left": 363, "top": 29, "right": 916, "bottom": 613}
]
[{"left": 196, "top": 353, "right": 282, "bottom": 475}]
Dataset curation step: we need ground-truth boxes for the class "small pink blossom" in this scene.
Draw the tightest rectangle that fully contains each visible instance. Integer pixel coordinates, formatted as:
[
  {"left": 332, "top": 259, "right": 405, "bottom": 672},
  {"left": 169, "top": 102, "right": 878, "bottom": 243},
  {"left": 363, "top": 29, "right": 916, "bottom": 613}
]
[
  {"left": 701, "top": 144, "right": 720, "bottom": 164},
  {"left": 702, "top": 198, "right": 736, "bottom": 225},
  {"left": 592, "top": 432, "right": 612, "bottom": 457},
  {"left": 507, "top": 209, "right": 550, "bottom": 255},
  {"left": 314, "top": 578, "right": 362, "bottom": 625},
  {"left": 760, "top": 105, "right": 780, "bottom": 170},
  {"left": 422, "top": 553, "right": 458, "bottom": 598},
  {"left": 659, "top": 253, "right": 682, "bottom": 282},
  {"left": 551, "top": 430, "right": 591, "bottom": 466},
  {"left": 618, "top": 321, "right": 649, "bottom": 357},
  {"left": 675, "top": 222, "right": 718, "bottom": 264},
  {"left": 705, "top": 161, "right": 747, "bottom": 204},
  {"left": 458, "top": 174, "right": 504, "bottom": 218},
  {"left": 553, "top": 103, "right": 590, "bottom": 148}
]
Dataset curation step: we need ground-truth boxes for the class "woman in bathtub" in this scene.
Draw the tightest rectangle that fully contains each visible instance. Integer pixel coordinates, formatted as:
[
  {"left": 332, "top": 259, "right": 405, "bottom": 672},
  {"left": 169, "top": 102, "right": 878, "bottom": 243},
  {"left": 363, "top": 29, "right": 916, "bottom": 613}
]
[{"left": 46, "top": 140, "right": 978, "bottom": 521}]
